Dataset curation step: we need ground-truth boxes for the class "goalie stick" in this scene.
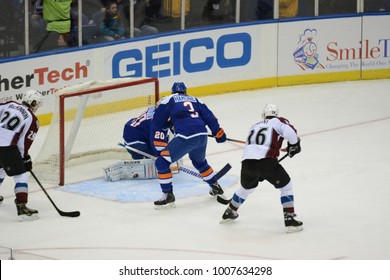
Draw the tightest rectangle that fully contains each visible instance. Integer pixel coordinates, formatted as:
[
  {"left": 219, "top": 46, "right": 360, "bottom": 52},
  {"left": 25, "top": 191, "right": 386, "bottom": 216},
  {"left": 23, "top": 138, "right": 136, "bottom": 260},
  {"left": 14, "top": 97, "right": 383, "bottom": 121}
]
[
  {"left": 30, "top": 171, "right": 80, "bottom": 217},
  {"left": 216, "top": 153, "right": 290, "bottom": 205},
  {"left": 118, "top": 143, "right": 232, "bottom": 183}
]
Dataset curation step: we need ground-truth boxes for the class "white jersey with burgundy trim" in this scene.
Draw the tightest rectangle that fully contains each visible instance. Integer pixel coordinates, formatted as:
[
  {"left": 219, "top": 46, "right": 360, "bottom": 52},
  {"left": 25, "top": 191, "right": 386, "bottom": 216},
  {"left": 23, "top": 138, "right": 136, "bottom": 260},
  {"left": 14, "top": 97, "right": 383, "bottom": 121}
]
[
  {"left": 242, "top": 117, "right": 299, "bottom": 161},
  {"left": 0, "top": 101, "right": 39, "bottom": 157}
]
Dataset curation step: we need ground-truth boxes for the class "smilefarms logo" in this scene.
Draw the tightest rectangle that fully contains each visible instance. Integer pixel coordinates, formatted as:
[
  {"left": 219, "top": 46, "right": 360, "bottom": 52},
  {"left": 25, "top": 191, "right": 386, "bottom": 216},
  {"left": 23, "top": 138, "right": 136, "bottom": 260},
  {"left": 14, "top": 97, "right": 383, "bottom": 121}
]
[
  {"left": 293, "top": 28, "right": 390, "bottom": 71},
  {"left": 293, "top": 29, "right": 324, "bottom": 70}
]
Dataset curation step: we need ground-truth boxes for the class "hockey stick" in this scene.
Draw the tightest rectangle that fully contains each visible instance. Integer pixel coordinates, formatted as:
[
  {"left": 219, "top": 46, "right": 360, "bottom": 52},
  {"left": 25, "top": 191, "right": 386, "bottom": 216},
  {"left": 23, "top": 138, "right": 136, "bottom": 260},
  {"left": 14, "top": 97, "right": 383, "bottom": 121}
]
[
  {"left": 118, "top": 143, "right": 232, "bottom": 182},
  {"left": 278, "top": 153, "right": 289, "bottom": 162},
  {"left": 30, "top": 171, "right": 81, "bottom": 217},
  {"left": 207, "top": 135, "right": 296, "bottom": 159},
  {"left": 207, "top": 134, "right": 246, "bottom": 144},
  {"left": 216, "top": 153, "right": 290, "bottom": 205}
]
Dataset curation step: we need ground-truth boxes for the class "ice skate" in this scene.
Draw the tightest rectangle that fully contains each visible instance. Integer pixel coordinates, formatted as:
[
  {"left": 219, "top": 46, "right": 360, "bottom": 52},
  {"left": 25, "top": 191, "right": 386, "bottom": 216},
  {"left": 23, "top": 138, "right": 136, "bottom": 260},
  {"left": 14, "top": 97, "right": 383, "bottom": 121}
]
[
  {"left": 209, "top": 182, "right": 224, "bottom": 196},
  {"left": 284, "top": 212, "right": 303, "bottom": 233},
  {"left": 154, "top": 192, "right": 176, "bottom": 209},
  {"left": 15, "top": 199, "right": 39, "bottom": 221},
  {"left": 220, "top": 207, "right": 239, "bottom": 223}
]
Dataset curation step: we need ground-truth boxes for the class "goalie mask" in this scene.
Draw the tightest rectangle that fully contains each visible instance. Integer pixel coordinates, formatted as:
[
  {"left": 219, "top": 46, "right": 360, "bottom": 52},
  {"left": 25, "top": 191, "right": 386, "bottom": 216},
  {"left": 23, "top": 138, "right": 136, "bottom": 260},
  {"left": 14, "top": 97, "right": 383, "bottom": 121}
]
[{"left": 262, "top": 104, "right": 279, "bottom": 119}]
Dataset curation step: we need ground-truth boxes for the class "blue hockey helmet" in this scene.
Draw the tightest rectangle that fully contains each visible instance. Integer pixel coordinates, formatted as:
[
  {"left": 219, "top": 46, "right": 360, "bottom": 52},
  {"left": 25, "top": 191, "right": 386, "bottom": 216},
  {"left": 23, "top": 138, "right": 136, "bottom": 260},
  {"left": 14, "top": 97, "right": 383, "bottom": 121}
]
[{"left": 171, "top": 82, "right": 187, "bottom": 95}]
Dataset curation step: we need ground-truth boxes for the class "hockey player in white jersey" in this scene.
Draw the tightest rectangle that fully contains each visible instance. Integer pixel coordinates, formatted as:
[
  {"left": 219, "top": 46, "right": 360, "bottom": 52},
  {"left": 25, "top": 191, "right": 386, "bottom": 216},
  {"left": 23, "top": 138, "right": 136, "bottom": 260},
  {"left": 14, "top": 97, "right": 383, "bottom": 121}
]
[
  {"left": 221, "top": 104, "right": 303, "bottom": 233},
  {"left": 0, "top": 90, "right": 43, "bottom": 221}
]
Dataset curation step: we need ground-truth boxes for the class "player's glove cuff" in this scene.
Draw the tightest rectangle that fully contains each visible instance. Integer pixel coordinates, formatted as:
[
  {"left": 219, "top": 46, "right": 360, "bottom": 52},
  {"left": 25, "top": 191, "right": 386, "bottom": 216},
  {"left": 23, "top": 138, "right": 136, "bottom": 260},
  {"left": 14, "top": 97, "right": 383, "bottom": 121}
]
[
  {"left": 215, "top": 128, "right": 227, "bottom": 143},
  {"left": 287, "top": 138, "right": 301, "bottom": 158},
  {"left": 23, "top": 155, "right": 32, "bottom": 171}
]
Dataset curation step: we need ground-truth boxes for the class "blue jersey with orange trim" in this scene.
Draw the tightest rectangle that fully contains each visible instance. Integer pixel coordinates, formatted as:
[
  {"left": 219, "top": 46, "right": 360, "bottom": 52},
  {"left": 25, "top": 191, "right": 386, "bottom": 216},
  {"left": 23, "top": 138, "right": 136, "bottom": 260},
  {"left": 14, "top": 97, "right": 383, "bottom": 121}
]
[
  {"left": 123, "top": 107, "right": 169, "bottom": 151},
  {"left": 152, "top": 94, "right": 221, "bottom": 139}
]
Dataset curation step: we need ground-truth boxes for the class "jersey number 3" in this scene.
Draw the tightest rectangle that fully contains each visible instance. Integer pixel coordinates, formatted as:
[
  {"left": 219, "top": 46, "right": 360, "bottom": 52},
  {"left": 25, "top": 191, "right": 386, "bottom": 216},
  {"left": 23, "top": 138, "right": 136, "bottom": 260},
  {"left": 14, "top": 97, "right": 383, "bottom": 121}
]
[{"left": 183, "top": 101, "right": 199, "bottom": 118}]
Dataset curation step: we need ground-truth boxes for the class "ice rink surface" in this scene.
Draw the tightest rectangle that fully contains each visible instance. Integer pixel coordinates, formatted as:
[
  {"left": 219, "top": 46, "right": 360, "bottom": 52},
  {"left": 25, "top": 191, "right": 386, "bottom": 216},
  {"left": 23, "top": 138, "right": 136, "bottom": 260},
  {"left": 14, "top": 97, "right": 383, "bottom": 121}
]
[{"left": 1, "top": 79, "right": 390, "bottom": 260}]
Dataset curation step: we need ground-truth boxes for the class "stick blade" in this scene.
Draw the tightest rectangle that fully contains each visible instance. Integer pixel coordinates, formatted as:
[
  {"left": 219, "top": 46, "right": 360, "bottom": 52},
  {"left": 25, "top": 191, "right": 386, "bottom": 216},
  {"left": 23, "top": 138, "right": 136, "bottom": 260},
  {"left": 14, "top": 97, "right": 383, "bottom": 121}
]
[
  {"left": 217, "top": 195, "right": 231, "bottom": 205},
  {"left": 59, "top": 211, "right": 81, "bottom": 217}
]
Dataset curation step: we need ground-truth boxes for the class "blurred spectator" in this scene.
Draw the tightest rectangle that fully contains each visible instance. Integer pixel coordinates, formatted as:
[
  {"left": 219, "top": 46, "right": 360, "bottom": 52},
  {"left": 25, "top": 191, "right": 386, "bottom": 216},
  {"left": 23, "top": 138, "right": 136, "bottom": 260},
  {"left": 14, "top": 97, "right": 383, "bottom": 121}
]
[
  {"left": 256, "top": 0, "right": 299, "bottom": 19},
  {"left": 279, "top": 0, "right": 299, "bottom": 18},
  {"left": 202, "top": 0, "right": 223, "bottom": 21},
  {"left": 101, "top": 1, "right": 126, "bottom": 41},
  {"left": 256, "top": 0, "right": 273, "bottom": 20},
  {"left": 78, "top": 0, "right": 106, "bottom": 19},
  {"left": 170, "top": 0, "right": 190, "bottom": 18},
  {"left": 30, "top": 0, "right": 44, "bottom": 30},
  {"left": 33, "top": 0, "right": 73, "bottom": 52},
  {"left": 146, "top": 0, "right": 166, "bottom": 20},
  {"left": 57, "top": 32, "right": 73, "bottom": 48},
  {"left": 43, "top": 0, "right": 72, "bottom": 34},
  {"left": 121, "top": 0, "right": 159, "bottom": 37},
  {"left": 29, "top": 0, "right": 46, "bottom": 44}
]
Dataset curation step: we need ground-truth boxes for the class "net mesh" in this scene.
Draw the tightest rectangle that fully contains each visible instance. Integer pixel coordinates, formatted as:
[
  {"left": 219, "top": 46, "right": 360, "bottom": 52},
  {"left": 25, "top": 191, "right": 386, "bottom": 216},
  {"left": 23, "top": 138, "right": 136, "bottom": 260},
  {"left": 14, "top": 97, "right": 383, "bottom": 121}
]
[{"left": 34, "top": 78, "right": 158, "bottom": 184}]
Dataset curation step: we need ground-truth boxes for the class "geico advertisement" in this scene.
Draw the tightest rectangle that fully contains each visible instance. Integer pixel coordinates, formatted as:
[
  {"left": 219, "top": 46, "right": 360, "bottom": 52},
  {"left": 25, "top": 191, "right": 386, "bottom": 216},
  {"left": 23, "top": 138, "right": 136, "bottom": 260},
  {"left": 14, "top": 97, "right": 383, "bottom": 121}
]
[
  {"left": 0, "top": 24, "right": 267, "bottom": 113},
  {"left": 0, "top": 54, "right": 94, "bottom": 113},
  {"left": 362, "top": 14, "right": 390, "bottom": 70},
  {"left": 104, "top": 24, "right": 267, "bottom": 91},
  {"left": 277, "top": 16, "right": 388, "bottom": 75}
]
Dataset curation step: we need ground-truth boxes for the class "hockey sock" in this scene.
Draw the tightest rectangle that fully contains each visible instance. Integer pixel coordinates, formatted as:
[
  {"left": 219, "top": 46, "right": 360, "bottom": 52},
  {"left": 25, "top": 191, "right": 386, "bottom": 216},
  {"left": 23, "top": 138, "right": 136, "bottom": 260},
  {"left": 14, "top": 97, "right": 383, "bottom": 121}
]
[
  {"left": 230, "top": 186, "right": 255, "bottom": 210},
  {"left": 279, "top": 181, "right": 294, "bottom": 212}
]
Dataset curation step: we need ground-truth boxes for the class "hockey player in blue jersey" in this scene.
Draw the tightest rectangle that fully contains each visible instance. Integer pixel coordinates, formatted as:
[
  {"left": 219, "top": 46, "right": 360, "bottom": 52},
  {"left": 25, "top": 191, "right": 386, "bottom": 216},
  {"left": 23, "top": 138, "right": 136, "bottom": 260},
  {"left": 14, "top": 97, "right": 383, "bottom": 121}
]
[
  {"left": 123, "top": 106, "right": 162, "bottom": 160},
  {"left": 104, "top": 106, "right": 171, "bottom": 181},
  {"left": 151, "top": 82, "right": 227, "bottom": 207}
]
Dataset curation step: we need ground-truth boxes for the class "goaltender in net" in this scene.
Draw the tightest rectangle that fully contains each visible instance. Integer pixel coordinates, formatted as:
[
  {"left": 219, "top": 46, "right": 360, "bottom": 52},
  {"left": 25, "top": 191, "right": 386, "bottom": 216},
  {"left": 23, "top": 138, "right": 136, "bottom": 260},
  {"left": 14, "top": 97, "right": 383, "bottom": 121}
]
[{"left": 104, "top": 106, "right": 179, "bottom": 181}]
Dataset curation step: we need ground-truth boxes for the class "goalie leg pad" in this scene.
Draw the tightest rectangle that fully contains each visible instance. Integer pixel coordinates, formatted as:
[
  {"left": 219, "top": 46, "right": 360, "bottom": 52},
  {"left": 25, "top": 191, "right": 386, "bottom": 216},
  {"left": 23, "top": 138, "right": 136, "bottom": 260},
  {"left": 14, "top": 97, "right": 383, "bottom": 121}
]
[
  {"left": 104, "top": 158, "right": 182, "bottom": 181},
  {"left": 104, "top": 159, "right": 157, "bottom": 181}
]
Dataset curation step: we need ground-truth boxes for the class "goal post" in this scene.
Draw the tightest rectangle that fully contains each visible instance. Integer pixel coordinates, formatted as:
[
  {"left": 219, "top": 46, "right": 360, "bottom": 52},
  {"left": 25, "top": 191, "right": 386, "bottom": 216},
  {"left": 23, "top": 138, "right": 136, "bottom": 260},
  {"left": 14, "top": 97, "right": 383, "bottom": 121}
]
[{"left": 34, "top": 78, "right": 159, "bottom": 185}]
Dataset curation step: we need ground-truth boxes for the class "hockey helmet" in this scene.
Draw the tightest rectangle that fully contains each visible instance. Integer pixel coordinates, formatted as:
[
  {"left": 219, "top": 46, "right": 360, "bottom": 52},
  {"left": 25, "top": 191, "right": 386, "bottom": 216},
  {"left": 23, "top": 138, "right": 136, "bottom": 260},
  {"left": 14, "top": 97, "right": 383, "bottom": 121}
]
[
  {"left": 171, "top": 82, "right": 187, "bottom": 95},
  {"left": 262, "top": 104, "right": 279, "bottom": 118},
  {"left": 22, "top": 90, "right": 43, "bottom": 112}
]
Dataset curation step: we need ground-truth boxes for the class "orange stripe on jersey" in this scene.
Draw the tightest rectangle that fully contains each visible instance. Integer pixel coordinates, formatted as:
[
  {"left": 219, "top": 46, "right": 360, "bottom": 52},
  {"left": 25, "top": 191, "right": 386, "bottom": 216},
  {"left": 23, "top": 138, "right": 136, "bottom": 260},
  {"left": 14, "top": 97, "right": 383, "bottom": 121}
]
[
  {"left": 161, "top": 150, "right": 170, "bottom": 156},
  {"left": 154, "top": 141, "right": 168, "bottom": 147},
  {"left": 201, "top": 167, "right": 213, "bottom": 177},
  {"left": 158, "top": 173, "right": 172, "bottom": 179}
]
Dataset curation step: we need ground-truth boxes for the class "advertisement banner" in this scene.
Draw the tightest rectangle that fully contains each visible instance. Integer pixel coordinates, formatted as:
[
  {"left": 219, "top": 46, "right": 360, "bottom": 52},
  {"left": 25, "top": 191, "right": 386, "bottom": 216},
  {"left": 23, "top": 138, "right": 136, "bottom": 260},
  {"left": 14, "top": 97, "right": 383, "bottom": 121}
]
[{"left": 277, "top": 16, "right": 363, "bottom": 77}]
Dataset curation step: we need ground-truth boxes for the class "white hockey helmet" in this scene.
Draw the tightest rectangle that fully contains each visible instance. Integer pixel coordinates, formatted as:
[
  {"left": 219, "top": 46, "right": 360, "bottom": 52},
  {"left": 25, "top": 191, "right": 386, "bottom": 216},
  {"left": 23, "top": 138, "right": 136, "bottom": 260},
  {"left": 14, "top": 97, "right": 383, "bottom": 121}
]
[
  {"left": 22, "top": 90, "right": 43, "bottom": 112},
  {"left": 262, "top": 104, "right": 279, "bottom": 118}
]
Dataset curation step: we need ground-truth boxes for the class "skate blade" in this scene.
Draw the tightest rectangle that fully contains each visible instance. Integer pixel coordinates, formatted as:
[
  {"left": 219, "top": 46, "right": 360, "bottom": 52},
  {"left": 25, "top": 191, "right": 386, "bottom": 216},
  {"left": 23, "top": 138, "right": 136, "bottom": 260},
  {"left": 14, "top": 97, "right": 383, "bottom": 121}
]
[
  {"left": 18, "top": 214, "right": 39, "bottom": 222},
  {"left": 286, "top": 225, "right": 303, "bottom": 233},
  {"left": 154, "top": 202, "right": 176, "bottom": 210},
  {"left": 219, "top": 217, "right": 237, "bottom": 224}
]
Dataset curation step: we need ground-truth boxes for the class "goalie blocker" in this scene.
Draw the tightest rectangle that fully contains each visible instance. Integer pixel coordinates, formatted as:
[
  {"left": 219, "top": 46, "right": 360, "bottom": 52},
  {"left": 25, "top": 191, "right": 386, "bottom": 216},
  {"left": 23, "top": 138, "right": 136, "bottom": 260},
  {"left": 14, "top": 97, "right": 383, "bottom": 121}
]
[{"left": 104, "top": 159, "right": 180, "bottom": 181}]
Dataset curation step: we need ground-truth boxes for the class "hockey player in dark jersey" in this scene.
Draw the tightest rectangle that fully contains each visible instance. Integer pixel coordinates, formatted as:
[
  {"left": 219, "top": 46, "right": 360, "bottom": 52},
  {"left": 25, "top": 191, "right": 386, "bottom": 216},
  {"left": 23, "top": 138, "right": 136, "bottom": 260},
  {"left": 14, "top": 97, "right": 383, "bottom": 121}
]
[
  {"left": 0, "top": 90, "right": 43, "bottom": 221},
  {"left": 221, "top": 104, "right": 303, "bottom": 233},
  {"left": 151, "top": 82, "right": 227, "bottom": 208},
  {"left": 123, "top": 106, "right": 164, "bottom": 160},
  {"left": 104, "top": 106, "right": 172, "bottom": 181}
]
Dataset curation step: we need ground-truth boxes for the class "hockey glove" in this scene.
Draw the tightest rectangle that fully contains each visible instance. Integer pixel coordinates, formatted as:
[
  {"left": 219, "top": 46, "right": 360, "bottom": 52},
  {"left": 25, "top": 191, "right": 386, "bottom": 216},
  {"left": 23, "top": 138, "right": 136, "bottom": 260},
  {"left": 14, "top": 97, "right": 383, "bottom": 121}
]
[
  {"left": 287, "top": 138, "right": 301, "bottom": 158},
  {"left": 23, "top": 155, "right": 32, "bottom": 171},
  {"left": 215, "top": 128, "right": 227, "bottom": 143}
]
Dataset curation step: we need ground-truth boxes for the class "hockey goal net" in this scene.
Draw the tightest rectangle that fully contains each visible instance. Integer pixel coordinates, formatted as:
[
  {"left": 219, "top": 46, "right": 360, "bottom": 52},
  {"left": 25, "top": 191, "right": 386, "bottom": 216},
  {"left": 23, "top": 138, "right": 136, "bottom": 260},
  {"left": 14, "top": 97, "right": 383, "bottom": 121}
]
[{"left": 33, "top": 78, "right": 159, "bottom": 185}]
